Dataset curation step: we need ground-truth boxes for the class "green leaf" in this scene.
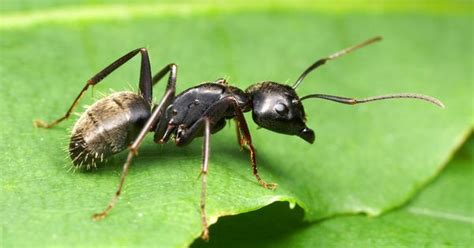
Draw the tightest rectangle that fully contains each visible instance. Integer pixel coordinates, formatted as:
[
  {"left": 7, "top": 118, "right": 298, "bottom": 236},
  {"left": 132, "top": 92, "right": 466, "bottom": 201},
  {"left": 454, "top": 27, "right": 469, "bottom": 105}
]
[
  {"left": 1, "top": 2, "right": 472, "bottom": 247},
  {"left": 193, "top": 136, "right": 474, "bottom": 247}
]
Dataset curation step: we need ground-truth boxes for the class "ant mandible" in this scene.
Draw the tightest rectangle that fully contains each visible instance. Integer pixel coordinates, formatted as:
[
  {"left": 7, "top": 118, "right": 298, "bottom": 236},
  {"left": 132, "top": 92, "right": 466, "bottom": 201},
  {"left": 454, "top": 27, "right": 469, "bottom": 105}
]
[{"left": 34, "top": 36, "right": 444, "bottom": 240}]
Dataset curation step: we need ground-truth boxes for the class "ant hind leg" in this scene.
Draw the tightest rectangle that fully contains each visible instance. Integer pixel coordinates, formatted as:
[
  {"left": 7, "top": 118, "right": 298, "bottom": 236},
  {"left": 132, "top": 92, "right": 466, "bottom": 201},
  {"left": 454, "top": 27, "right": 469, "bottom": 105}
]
[
  {"left": 92, "top": 89, "right": 174, "bottom": 220},
  {"left": 35, "top": 48, "right": 152, "bottom": 128}
]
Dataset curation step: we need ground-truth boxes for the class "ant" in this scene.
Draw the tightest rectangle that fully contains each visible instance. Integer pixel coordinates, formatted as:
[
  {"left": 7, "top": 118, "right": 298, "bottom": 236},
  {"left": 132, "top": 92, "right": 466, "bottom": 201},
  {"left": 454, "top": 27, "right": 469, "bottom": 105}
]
[{"left": 34, "top": 36, "right": 444, "bottom": 240}]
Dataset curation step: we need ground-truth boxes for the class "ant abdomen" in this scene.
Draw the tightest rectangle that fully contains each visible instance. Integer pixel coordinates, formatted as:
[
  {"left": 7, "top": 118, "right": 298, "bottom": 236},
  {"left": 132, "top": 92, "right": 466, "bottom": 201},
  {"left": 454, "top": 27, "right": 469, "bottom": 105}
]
[{"left": 69, "top": 92, "right": 151, "bottom": 169}]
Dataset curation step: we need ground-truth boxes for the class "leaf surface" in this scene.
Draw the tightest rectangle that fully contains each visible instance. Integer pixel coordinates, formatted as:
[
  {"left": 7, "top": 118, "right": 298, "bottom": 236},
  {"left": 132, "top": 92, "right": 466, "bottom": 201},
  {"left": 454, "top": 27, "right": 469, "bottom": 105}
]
[{"left": 193, "top": 137, "right": 474, "bottom": 247}]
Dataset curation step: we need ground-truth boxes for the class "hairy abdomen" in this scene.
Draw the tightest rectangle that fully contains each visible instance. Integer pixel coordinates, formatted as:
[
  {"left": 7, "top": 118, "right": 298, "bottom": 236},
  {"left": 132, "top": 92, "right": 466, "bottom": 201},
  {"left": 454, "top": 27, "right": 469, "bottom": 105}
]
[{"left": 69, "top": 92, "right": 151, "bottom": 169}]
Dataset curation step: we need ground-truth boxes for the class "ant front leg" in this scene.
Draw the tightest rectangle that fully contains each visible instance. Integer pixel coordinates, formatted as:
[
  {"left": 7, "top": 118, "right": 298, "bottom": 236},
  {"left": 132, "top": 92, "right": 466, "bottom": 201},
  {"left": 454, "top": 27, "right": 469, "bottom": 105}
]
[
  {"left": 34, "top": 48, "right": 152, "bottom": 128},
  {"left": 233, "top": 104, "right": 277, "bottom": 190},
  {"left": 234, "top": 120, "right": 245, "bottom": 150}
]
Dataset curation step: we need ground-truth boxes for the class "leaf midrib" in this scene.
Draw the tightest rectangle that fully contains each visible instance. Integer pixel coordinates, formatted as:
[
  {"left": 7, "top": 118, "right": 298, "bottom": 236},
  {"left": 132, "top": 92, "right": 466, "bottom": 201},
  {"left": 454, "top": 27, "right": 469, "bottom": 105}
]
[{"left": 0, "top": 1, "right": 470, "bottom": 30}]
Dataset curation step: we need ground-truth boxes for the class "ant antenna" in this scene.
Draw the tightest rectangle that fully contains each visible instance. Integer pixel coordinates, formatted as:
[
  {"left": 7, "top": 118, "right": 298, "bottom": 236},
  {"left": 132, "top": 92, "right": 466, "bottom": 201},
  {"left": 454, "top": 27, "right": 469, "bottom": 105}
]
[
  {"left": 300, "top": 93, "right": 445, "bottom": 108},
  {"left": 293, "top": 36, "right": 382, "bottom": 89}
]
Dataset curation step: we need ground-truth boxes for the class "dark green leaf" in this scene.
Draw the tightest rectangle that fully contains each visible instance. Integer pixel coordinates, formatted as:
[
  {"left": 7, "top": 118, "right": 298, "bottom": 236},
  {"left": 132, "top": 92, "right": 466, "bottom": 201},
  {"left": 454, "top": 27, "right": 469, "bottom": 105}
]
[{"left": 193, "top": 136, "right": 474, "bottom": 247}]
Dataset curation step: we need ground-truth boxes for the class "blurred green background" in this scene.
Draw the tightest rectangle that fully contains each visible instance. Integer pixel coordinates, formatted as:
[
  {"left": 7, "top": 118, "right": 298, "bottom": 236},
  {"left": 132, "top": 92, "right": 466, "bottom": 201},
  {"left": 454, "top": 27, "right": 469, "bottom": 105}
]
[{"left": 1, "top": 1, "right": 472, "bottom": 247}]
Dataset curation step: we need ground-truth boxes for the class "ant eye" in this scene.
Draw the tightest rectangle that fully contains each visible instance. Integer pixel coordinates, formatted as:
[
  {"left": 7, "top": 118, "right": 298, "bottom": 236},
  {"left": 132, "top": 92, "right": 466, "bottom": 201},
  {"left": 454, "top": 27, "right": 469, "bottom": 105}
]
[{"left": 275, "top": 103, "right": 289, "bottom": 115}]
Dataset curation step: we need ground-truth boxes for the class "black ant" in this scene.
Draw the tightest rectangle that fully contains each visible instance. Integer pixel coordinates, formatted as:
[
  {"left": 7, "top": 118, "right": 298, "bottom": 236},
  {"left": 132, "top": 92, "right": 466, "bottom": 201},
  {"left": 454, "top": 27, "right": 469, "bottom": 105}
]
[{"left": 34, "top": 36, "right": 444, "bottom": 240}]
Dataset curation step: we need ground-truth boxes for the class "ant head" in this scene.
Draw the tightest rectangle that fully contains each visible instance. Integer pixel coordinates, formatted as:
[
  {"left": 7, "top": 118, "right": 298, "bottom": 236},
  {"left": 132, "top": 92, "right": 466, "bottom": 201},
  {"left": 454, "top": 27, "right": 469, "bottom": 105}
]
[
  {"left": 244, "top": 36, "right": 444, "bottom": 144},
  {"left": 245, "top": 82, "right": 315, "bottom": 143}
]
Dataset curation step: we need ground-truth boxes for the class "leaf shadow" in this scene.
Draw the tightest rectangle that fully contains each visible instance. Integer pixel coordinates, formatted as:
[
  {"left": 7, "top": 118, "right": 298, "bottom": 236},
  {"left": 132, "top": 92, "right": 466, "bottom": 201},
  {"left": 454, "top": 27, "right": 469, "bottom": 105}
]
[{"left": 191, "top": 201, "right": 308, "bottom": 248}]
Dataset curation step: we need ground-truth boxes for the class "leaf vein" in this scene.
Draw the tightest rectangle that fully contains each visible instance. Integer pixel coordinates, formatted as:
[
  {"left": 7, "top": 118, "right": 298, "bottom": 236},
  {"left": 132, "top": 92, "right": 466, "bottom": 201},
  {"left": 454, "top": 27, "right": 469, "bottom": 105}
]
[{"left": 407, "top": 207, "right": 474, "bottom": 224}]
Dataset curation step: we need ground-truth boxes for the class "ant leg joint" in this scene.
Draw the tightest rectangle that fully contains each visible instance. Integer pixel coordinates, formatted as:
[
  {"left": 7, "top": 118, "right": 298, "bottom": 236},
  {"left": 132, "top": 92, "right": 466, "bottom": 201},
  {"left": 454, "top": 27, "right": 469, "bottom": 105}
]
[{"left": 130, "top": 147, "right": 138, "bottom": 156}]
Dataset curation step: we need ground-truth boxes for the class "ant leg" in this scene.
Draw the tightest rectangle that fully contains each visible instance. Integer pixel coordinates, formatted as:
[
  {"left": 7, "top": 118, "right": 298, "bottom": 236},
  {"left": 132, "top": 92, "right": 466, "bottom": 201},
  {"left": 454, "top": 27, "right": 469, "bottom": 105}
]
[
  {"left": 34, "top": 48, "right": 152, "bottom": 128},
  {"left": 234, "top": 119, "right": 244, "bottom": 150},
  {"left": 93, "top": 63, "right": 178, "bottom": 219},
  {"left": 173, "top": 97, "right": 249, "bottom": 240},
  {"left": 172, "top": 117, "right": 213, "bottom": 240},
  {"left": 233, "top": 104, "right": 277, "bottom": 190},
  {"left": 233, "top": 118, "right": 249, "bottom": 151},
  {"left": 151, "top": 63, "right": 177, "bottom": 96},
  {"left": 150, "top": 64, "right": 180, "bottom": 142},
  {"left": 200, "top": 118, "right": 211, "bottom": 241},
  {"left": 92, "top": 89, "right": 174, "bottom": 221}
]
